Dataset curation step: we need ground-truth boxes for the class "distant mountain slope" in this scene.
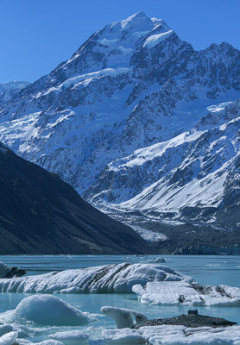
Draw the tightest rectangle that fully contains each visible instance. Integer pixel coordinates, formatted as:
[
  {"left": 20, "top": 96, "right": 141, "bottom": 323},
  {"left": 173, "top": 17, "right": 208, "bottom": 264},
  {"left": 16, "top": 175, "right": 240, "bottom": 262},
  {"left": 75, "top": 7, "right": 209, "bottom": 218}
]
[
  {"left": 0, "top": 143, "right": 149, "bottom": 254},
  {"left": 0, "top": 12, "right": 239, "bottom": 253},
  {"left": 0, "top": 81, "right": 30, "bottom": 102},
  {"left": 91, "top": 100, "right": 240, "bottom": 227}
]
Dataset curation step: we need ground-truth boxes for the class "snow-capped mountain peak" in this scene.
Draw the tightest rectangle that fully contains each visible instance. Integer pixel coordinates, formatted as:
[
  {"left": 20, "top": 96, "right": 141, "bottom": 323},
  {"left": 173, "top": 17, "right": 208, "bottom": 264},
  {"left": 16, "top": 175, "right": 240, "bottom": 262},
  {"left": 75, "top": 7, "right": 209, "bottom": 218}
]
[
  {"left": 0, "top": 13, "right": 240, "bottom": 251},
  {"left": 121, "top": 11, "right": 154, "bottom": 31}
]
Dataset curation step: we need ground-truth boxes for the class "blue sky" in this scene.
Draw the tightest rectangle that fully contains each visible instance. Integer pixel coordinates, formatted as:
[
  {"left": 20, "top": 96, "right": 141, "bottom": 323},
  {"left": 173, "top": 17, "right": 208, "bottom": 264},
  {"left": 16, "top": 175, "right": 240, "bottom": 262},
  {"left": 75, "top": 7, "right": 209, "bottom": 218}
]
[{"left": 0, "top": 0, "right": 239, "bottom": 83}]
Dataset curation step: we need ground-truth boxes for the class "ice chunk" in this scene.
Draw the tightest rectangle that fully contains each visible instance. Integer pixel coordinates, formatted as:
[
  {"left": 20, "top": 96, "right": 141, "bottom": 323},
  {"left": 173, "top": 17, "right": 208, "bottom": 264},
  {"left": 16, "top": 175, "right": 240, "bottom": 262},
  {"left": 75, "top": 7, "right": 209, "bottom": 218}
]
[
  {"left": 0, "top": 331, "right": 18, "bottom": 345},
  {"left": 2, "top": 295, "right": 93, "bottom": 326},
  {"left": 132, "top": 281, "right": 240, "bottom": 306},
  {"left": 101, "top": 306, "right": 147, "bottom": 329},
  {"left": 103, "top": 328, "right": 145, "bottom": 344},
  {"left": 50, "top": 330, "right": 89, "bottom": 345}
]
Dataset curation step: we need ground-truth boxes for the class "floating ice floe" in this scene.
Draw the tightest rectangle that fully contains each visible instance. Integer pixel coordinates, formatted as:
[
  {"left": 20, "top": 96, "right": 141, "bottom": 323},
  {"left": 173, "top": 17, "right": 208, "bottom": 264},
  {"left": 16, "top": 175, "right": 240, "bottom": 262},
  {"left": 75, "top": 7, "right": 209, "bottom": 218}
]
[
  {"left": 0, "top": 263, "right": 192, "bottom": 294},
  {"left": 50, "top": 330, "right": 89, "bottom": 345},
  {"left": 132, "top": 281, "right": 240, "bottom": 306},
  {"left": 103, "top": 325, "right": 240, "bottom": 345},
  {"left": 1, "top": 295, "right": 93, "bottom": 326},
  {"left": 101, "top": 306, "right": 148, "bottom": 329}
]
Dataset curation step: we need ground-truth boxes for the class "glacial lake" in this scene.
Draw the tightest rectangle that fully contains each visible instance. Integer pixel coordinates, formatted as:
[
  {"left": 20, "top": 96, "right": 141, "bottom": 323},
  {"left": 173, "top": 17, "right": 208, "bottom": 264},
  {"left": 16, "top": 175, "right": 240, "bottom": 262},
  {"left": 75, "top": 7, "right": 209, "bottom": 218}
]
[{"left": 0, "top": 255, "right": 239, "bottom": 344}]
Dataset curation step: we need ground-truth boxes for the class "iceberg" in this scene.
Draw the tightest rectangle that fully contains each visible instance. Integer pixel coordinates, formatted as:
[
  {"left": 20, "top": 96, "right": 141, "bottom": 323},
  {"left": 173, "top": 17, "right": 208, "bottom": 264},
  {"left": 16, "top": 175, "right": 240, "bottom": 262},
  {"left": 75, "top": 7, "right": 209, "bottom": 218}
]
[
  {"left": 1, "top": 295, "right": 93, "bottom": 326},
  {"left": 132, "top": 281, "right": 240, "bottom": 306},
  {"left": 0, "top": 263, "right": 192, "bottom": 294}
]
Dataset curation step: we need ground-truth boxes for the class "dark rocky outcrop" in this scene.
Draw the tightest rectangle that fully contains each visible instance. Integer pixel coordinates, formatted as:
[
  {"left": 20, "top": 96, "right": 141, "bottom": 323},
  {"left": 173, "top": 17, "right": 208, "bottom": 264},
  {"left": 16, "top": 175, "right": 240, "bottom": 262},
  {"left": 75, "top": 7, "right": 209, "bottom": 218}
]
[{"left": 134, "top": 313, "right": 237, "bottom": 329}]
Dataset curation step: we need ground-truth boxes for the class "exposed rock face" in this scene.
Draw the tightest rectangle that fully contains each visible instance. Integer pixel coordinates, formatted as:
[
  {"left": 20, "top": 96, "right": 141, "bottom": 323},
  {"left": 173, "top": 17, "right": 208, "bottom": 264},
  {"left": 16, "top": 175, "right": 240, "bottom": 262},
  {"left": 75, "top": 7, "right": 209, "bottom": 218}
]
[
  {"left": 0, "top": 12, "right": 240, "bottom": 253},
  {"left": 0, "top": 143, "right": 150, "bottom": 254}
]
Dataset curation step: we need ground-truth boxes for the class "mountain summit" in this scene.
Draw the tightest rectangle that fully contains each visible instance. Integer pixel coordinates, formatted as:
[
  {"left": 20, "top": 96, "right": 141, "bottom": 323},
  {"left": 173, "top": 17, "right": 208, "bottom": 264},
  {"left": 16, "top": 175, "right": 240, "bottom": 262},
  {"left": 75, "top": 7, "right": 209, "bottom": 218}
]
[{"left": 0, "top": 13, "right": 239, "bottom": 253}]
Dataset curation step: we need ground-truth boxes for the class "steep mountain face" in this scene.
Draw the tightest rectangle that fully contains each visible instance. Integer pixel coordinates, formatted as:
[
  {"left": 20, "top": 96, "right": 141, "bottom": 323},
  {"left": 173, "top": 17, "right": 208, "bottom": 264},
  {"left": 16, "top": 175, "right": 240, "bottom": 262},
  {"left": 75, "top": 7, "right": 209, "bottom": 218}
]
[
  {"left": 0, "top": 142, "right": 150, "bottom": 254},
  {"left": 0, "top": 12, "right": 239, "bottom": 253}
]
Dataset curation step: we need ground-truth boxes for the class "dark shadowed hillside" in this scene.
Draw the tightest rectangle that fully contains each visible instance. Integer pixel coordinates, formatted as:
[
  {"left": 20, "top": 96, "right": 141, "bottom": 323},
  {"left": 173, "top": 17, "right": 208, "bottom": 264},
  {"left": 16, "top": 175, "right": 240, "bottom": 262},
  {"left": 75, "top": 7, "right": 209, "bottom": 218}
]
[{"left": 0, "top": 142, "right": 150, "bottom": 254}]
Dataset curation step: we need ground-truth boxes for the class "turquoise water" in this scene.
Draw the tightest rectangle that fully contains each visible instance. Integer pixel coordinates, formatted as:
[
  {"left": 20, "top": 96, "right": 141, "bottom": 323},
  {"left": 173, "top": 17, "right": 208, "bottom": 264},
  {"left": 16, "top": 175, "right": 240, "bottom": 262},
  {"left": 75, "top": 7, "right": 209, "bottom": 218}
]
[{"left": 0, "top": 255, "right": 239, "bottom": 343}]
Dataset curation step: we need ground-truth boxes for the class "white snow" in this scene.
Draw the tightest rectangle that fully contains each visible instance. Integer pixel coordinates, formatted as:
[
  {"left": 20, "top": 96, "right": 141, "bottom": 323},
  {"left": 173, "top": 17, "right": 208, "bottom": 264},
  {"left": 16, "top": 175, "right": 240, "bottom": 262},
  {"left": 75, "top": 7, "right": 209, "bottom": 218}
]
[
  {"left": 118, "top": 159, "right": 230, "bottom": 213},
  {"left": 0, "top": 263, "right": 192, "bottom": 294},
  {"left": 132, "top": 281, "right": 240, "bottom": 306},
  {"left": 109, "top": 130, "right": 206, "bottom": 171},
  {"left": 1, "top": 295, "right": 92, "bottom": 326},
  {"left": 207, "top": 101, "right": 233, "bottom": 112},
  {"left": 143, "top": 30, "right": 173, "bottom": 48},
  {"left": 101, "top": 306, "right": 147, "bottom": 329},
  {"left": 36, "top": 68, "right": 131, "bottom": 98}
]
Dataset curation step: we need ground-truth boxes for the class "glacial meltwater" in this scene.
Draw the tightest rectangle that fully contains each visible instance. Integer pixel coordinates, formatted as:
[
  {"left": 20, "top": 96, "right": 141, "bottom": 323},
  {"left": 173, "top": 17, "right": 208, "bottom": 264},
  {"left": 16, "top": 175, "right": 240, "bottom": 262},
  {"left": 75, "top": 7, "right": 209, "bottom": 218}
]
[{"left": 0, "top": 255, "right": 239, "bottom": 345}]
